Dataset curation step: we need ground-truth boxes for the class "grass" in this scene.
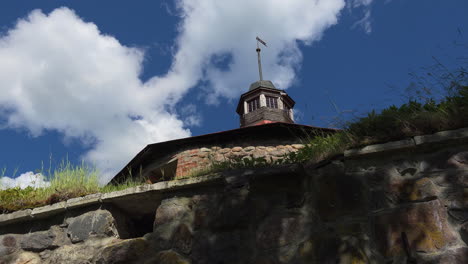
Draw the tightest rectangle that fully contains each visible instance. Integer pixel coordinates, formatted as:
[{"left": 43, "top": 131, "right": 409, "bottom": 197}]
[{"left": 0, "top": 160, "right": 143, "bottom": 213}]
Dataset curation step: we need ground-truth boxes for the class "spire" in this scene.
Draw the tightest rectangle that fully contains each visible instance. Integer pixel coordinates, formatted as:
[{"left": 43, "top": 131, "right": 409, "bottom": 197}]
[{"left": 256, "top": 36, "right": 267, "bottom": 81}]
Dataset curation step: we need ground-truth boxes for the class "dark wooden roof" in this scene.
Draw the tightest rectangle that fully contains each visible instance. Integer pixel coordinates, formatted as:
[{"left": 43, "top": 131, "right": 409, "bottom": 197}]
[{"left": 109, "top": 123, "right": 338, "bottom": 185}]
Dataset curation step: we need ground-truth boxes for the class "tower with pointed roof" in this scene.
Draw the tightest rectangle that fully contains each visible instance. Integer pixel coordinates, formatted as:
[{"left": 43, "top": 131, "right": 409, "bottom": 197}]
[{"left": 236, "top": 37, "right": 295, "bottom": 127}]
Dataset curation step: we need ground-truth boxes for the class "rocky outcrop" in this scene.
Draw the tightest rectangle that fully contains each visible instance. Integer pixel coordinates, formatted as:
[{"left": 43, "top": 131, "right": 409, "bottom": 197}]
[{"left": 1, "top": 128, "right": 468, "bottom": 263}]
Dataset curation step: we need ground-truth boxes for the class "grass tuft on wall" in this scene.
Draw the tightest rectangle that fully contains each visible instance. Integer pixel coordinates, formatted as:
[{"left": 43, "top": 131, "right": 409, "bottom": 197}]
[{"left": 0, "top": 160, "right": 142, "bottom": 213}]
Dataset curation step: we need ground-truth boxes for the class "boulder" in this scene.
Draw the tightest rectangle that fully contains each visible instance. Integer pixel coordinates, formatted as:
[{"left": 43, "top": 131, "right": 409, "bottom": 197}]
[
  {"left": 67, "top": 209, "right": 120, "bottom": 243},
  {"left": 94, "top": 238, "right": 149, "bottom": 264},
  {"left": 20, "top": 226, "right": 68, "bottom": 252}
]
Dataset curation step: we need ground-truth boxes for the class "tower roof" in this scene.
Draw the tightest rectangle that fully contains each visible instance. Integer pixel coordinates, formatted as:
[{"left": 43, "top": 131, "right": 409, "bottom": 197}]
[{"left": 249, "top": 80, "right": 278, "bottom": 91}]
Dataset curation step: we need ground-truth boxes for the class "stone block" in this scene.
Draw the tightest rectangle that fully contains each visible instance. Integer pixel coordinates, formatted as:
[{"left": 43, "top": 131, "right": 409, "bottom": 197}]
[
  {"left": 67, "top": 209, "right": 120, "bottom": 243},
  {"left": 218, "top": 148, "right": 230, "bottom": 154},
  {"left": 292, "top": 144, "right": 304, "bottom": 149},
  {"left": 66, "top": 193, "right": 102, "bottom": 210},
  {"left": 94, "top": 238, "right": 150, "bottom": 264},
  {"left": 269, "top": 149, "right": 287, "bottom": 157},
  {"left": 20, "top": 226, "right": 68, "bottom": 252},
  {"left": 199, "top": 147, "right": 211, "bottom": 152},
  {"left": 231, "top": 147, "right": 243, "bottom": 152},
  {"left": 244, "top": 146, "right": 255, "bottom": 152},
  {"left": 31, "top": 202, "right": 66, "bottom": 219},
  {"left": 345, "top": 138, "right": 415, "bottom": 157},
  {"left": 252, "top": 150, "right": 267, "bottom": 159},
  {"left": 0, "top": 235, "right": 20, "bottom": 257},
  {"left": 372, "top": 199, "right": 456, "bottom": 257},
  {"left": 0, "top": 209, "right": 32, "bottom": 226},
  {"left": 154, "top": 198, "right": 191, "bottom": 223},
  {"left": 414, "top": 127, "right": 468, "bottom": 145}
]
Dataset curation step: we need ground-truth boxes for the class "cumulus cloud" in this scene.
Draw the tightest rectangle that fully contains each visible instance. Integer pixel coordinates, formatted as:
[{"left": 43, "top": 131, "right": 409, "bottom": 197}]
[
  {"left": 156, "top": 0, "right": 346, "bottom": 104},
  {"left": 0, "top": 2, "right": 350, "bottom": 184},
  {"left": 0, "top": 8, "right": 190, "bottom": 183},
  {"left": 0, "top": 172, "right": 50, "bottom": 189}
]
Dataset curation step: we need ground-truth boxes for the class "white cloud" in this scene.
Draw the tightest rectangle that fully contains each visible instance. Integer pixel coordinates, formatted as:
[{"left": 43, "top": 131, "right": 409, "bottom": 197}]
[
  {"left": 0, "top": 2, "right": 351, "bottom": 184},
  {"left": 0, "top": 8, "right": 190, "bottom": 184},
  {"left": 157, "top": 0, "right": 346, "bottom": 104},
  {"left": 0, "top": 172, "right": 50, "bottom": 189}
]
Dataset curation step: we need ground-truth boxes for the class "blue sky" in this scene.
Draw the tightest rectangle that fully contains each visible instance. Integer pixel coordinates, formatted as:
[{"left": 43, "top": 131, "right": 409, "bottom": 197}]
[{"left": 0, "top": 0, "right": 467, "bottom": 186}]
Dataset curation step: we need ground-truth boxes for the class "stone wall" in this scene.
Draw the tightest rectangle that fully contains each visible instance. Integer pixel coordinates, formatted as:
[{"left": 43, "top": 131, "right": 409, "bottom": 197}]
[
  {"left": 173, "top": 143, "right": 304, "bottom": 178},
  {"left": 1, "top": 128, "right": 468, "bottom": 264}
]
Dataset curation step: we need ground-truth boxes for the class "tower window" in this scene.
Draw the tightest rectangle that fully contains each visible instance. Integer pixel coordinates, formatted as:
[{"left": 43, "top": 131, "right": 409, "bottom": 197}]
[
  {"left": 266, "top": 96, "right": 278, "bottom": 109},
  {"left": 248, "top": 97, "right": 260, "bottom": 112}
]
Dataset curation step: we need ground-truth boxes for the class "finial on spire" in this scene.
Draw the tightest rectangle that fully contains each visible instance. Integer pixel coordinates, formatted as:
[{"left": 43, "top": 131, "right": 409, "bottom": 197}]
[{"left": 256, "top": 36, "right": 267, "bottom": 81}]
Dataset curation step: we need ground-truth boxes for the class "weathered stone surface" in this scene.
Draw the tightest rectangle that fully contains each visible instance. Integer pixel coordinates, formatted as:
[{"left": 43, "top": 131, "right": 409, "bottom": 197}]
[
  {"left": 13, "top": 251, "right": 41, "bottom": 264},
  {"left": 252, "top": 150, "right": 267, "bottom": 159},
  {"left": 152, "top": 197, "right": 193, "bottom": 251},
  {"left": 171, "top": 224, "right": 192, "bottom": 254},
  {"left": 429, "top": 169, "right": 468, "bottom": 187},
  {"left": 448, "top": 151, "right": 468, "bottom": 169},
  {"left": 419, "top": 247, "right": 468, "bottom": 264},
  {"left": 66, "top": 193, "right": 102, "bottom": 210},
  {"left": 448, "top": 209, "right": 468, "bottom": 222},
  {"left": 43, "top": 237, "right": 115, "bottom": 264},
  {"left": 154, "top": 197, "right": 192, "bottom": 227},
  {"left": 95, "top": 238, "right": 149, "bottom": 264},
  {"left": 256, "top": 212, "right": 306, "bottom": 250},
  {"left": 211, "top": 188, "right": 251, "bottom": 230},
  {"left": 414, "top": 127, "right": 468, "bottom": 145},
  {"left": 31, "top": 202, "right": 66, "bottom": 219},
  {"left": 199, "top": 147, "right": 211, "bottom": 152},
  {"left": 373, "top": 199, "right": 456, "bottom": 257},
  {"left": 292, "top": 144, "right": 304, "bottom": 149},
  {"left": 0, "top": 209, "right": 32, "bottom": 226},
  {"left": 20, "top": 226, "right": 68, "bottom": 252},
  {"left": 0, "top": 235, "right": 20, "bottom": 259},
  {"left": 146, "top": 250, "right": 190, "bottom": 264},
  {"left": 385, "top": 177, "right": 439, "bottom": 205},
  {"left": 192, "top": 231, "right": 253, "bottom": 264},
  {"left": 345, "top": 138, "right": 415, "bottom": 157},
  {"left": 218, "top": 148, "right": 230, "bottom": 154},
  {"left": 244, "top": 146, "right": 255, "bottom": 152},
  {"left": 461, "top": 222, "right": 468, "bottom": 245},
  {"left": 67, "top": 209, "right": 120, "bottom": 243},
  {"left": 312, "top": 162, "right": 366, "bottom": 220},
  {"left": 231, "top": 147, "right": 243, "bottom": 152}
]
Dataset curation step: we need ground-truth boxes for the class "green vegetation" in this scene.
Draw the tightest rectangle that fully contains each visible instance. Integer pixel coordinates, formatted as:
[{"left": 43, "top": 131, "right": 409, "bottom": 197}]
[
  {"left": 0, "top": 160, "right": 142, "bottom": 213},
  {"left": 293, "top": 84, "right": 468, "bottom": 163}
]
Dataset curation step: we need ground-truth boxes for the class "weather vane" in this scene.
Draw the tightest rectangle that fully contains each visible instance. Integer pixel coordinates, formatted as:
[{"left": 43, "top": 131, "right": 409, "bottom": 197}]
[{"left": 256, "top": 36, "right": 267, "bottom": 81}]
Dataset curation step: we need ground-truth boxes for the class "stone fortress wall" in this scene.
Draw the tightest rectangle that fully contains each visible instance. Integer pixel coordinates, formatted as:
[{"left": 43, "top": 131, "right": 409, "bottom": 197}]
[
  {"left": 1, "top": 127, "right": 468, "bottom": 263},
  {"left": 173, "top": 142, "right": 304, "bottom": 178}
]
